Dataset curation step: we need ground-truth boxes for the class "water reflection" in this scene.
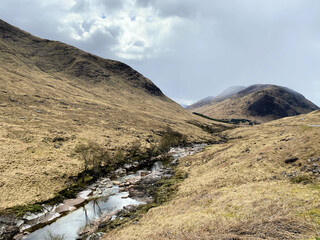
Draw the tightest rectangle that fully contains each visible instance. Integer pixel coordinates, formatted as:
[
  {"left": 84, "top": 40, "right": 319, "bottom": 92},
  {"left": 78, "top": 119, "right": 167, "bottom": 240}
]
[{"left": 24, "top": 191, "right": 142, "bottom": 240}]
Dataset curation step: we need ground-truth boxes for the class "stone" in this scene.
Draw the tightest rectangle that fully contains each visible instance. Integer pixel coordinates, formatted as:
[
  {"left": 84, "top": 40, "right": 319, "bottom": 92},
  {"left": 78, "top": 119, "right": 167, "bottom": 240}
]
[
  {"left": 123, "top": 204, "right": 138, "bottom": 212},
  {"left": 284, "top": 157, "right": 298, "bottom": 164},
  {"left": 140, "top": 171, "right": 148, "bottom": 177},
  {"left": 112, "top": 181, "right": 121, "bottom": 185},
  {"left": 140, "top": 172, "right": 162, "bottom": 184}
]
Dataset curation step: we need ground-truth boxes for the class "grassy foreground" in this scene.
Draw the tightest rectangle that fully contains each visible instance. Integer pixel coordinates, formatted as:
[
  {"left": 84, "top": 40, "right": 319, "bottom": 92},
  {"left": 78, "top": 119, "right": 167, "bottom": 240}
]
[{"left": 103, "top": 110, "right": 320, "bottom": 240}]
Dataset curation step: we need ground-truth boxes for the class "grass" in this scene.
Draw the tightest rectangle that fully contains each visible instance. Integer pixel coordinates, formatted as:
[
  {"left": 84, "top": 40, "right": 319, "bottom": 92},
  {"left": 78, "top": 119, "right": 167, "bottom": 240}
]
[
  {"left": 102, "top": 110, "right": 320, "bottom": 240},
  {"left": 0, "top": 21, "right": 232, "bottom": 210}
]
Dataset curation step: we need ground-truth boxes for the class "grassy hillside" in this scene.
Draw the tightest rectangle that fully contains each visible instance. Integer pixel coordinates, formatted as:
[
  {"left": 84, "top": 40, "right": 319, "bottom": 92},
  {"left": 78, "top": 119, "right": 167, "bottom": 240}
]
[
  {"left": 189, "top": 84, "right": 318, "bottom": 123},
  {"left": 104, "top": 110, "right": 320, "bottom": 240},
  {"left": 0, "top": 20, "right": 229, "bottom": 209}
]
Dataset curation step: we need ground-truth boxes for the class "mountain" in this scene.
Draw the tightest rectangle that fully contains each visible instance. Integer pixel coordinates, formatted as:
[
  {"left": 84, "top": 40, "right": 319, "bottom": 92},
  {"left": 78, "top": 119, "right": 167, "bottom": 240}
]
[
  {"left": 187, "top": 96, "right": 215, "bottom": 110},
  {"left": 214, "top": 85, "right": 246, "bottom": 101},
  {"left": 187, "top": 86, "right": 245, "bottom": 111},
  {"left": 0, "top": 20, "right": 226, "bottom": 209},
  {"left": 188, "top": 84, "right": 319, "bottom": 123}
]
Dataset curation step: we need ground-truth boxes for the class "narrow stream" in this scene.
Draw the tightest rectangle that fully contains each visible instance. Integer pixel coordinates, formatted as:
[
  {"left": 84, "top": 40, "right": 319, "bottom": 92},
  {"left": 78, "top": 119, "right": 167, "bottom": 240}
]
[{"left": 20, "top": 145, "right": 206, "bottom": 240}]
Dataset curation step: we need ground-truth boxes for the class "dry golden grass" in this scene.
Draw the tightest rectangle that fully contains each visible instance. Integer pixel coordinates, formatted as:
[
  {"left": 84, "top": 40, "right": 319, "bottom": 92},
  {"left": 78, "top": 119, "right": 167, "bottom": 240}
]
[
  {"left": 0, "top": 20, "right": 230, "bottom": 209},
  {"left": 103, "top": 110, "right": 320, "bottom": 240}
]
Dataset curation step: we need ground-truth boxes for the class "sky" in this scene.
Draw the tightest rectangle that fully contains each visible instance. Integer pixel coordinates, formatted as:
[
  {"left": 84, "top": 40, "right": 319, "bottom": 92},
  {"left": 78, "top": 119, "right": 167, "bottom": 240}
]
[{"left": 1, "top": 0, "right": 320, "bottom": 106}]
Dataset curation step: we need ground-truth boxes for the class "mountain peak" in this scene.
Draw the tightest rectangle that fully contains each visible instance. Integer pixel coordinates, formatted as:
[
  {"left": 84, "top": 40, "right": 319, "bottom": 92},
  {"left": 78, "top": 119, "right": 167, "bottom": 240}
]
[{"left": 188, "top": 84, "right": 319, "bottom": 123}]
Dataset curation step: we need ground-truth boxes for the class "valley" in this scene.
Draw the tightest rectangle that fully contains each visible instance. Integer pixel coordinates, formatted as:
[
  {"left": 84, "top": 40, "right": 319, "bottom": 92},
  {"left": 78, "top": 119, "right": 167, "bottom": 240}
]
[{"left": 0, "top": 18, "right": 320, "bottom": 240}]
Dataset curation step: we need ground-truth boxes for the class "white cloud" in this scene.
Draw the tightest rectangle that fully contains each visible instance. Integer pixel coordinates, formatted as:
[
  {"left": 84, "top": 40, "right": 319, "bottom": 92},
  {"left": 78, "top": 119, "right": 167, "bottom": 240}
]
[
  {"left": 1, "top": 0, "right": 320, "bottom": 105},
  {"left": 48, "top": 0, "right": 182, "bottom": 60}
]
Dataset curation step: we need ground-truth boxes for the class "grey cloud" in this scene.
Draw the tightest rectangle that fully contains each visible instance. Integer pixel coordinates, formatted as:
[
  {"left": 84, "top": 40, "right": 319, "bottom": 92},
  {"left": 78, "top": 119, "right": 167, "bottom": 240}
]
[
  {"left": 133, "top": 41, "right": 145, "bottom": 47},
  {"left": 135, "top": 0, "right": 198, "bottom": 18},
  {"left": 72, "top": 0, "right": 125, "bottom": 13}
]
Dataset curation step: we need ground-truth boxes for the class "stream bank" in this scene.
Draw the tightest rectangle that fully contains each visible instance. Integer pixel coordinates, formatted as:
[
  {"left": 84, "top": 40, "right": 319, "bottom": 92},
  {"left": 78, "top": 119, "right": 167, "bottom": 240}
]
[{"left": 3, "top": 144, "right": 206, "bottom": 240}]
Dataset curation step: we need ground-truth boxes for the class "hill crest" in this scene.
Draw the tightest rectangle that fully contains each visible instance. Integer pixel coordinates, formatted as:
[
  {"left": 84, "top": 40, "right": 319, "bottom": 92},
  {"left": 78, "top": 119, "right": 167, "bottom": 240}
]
[{"left": 188, "top": 84, "right": 319, "bottom": 123}]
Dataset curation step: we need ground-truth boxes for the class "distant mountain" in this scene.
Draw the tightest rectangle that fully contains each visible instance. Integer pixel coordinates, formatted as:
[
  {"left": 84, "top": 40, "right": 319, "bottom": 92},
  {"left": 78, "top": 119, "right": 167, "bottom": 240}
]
[
  {"left": 188, "top": 84, "right": 319, "bottom": 123},
  {"left": 187, "top": 86, "right": 245, "bottom": 111},
  {"left": 187, "top": 96, "right": 215, "bottom": 110},
  {"left": 179, "top": 103, "right": 190, "bottom": 108}
]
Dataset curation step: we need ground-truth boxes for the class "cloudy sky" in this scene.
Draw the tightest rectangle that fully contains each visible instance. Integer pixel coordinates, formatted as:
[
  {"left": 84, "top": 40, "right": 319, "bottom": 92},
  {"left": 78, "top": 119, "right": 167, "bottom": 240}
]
[{"left": 1, "top": 0, "right": 320, "bottom": 106}]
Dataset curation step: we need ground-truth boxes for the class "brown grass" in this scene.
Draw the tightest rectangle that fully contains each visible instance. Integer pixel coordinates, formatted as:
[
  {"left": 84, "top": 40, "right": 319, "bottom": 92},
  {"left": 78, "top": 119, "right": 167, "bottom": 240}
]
[
  {"left": 103, "top": 110, "right": 320, "bottom": 240},
  {"left": 0, "top": 20, "right": 230, "bottom": 209}
]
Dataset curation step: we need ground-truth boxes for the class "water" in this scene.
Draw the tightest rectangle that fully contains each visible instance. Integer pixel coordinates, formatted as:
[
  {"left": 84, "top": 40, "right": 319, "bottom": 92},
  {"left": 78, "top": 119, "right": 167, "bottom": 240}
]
[
  {"left": 24, "top": 189, "right": 142, "bottom": 240},
  {"left": 21, "top": 145, "right": 206, "bottom": 240}
]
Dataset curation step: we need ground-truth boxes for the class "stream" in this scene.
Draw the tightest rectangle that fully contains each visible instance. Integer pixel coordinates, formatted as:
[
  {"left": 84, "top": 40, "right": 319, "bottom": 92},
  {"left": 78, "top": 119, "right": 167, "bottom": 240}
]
[{"left": 17, "top": 144, "right": 206, "bottom": 240}]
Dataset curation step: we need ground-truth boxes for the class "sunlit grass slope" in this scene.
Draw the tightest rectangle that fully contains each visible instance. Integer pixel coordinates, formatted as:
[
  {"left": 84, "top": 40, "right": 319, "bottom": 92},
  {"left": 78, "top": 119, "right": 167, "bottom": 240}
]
[
  {"left": 105, "top": 110, "right": 320, "bottom": 240},
  {"left": 0, "top": 20, "right": 228, "bottom": 209}
]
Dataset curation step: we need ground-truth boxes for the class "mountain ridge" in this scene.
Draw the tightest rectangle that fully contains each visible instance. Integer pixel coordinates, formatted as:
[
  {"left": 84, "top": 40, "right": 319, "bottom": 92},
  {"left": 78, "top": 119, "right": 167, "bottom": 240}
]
[
  {"left": 0, "top": 19, "right": 226, "bottom": 209},
  {"left": 188, "top": 84, "right": 318, "bottom": 123}
]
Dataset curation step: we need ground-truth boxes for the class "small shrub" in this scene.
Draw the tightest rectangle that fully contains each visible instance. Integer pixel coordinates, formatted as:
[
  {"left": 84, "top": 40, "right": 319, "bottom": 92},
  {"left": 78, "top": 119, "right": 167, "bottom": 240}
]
[
  {"left": 113, "top": 148, "right": 125, "bottom": 165},
  {"left": 75, "top": 142, "right": 110, "bottom": 177},
  {"left": 158, "top": 127, "right": 187, "bottom": 152},
  {"left": 290, "top": 175, "right": 314, "bottom": 184}
]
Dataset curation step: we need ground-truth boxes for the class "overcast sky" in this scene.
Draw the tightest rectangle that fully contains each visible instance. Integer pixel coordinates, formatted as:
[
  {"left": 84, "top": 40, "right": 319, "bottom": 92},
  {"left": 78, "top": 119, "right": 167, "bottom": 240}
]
[{"left": 1, "top": 0, "right": 320, "bottom": 106}]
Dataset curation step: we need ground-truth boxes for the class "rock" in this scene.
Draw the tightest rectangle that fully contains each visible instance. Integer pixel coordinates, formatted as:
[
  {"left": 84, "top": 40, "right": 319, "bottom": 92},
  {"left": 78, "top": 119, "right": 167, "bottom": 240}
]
[
  {"left": 162, "top": 174, "right": 173, "bottom": 179},
  {"left": 140, "top": 171, "right": 149, "bottom": 177},
  {"left": 115, "top": 168, "right": 126, "bottom": 176},
  {"left": 281, "top": 171, "right": 286, "bottom": 176},
  {"left": 106, "top": 184, "right": 113, "bottom": 188},
  {"left": 123, "top": 163, "right": 132, "bottom": 170},
  {"left": 140, "top": 172, "right": 162, "bottom": 184},
  {"left": 287, "top": 171, "right": 297, "bottom": 177},
  {"left": 0, "top": 214, "right": 19, "bottom": 240},
  {"left": 98, "top": 217, "right": 112, "bottom": 229},
  {"left": 123, "top": 204, "right": 138, "bottom": 212},
  {"left": 133, "top": 162, "right": 139, "bottom": 168},
  {"left": 284, "top": 157, "right": 298, "bottom": 164},
  {"left": 112, "top": 181, "right": 121, "bottom": 185}
]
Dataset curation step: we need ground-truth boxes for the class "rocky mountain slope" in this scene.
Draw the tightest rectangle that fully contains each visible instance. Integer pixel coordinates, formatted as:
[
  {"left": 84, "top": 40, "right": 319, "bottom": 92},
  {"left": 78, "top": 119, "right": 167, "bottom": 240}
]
[
  {"left": 104, "top": 110, "right": 320, "bottom": 240},
  {"left": 0, "top": 19, "right": 226, "bottom": 209},
  {"left": 188, "top": 84, "right": 319, "bottom": 123}
]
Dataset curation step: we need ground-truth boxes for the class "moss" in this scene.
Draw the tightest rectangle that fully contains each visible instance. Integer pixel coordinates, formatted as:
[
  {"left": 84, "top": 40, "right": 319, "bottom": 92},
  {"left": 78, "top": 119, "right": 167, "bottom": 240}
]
[
  {"left": 290, "top": 175, "right": 314, "bottom": 184},
  {"left": 305, "top": 209, "right": 320, "bottom": 225},
  {"left": 2, "top": 203, "right": 43, "bottom": 217}
]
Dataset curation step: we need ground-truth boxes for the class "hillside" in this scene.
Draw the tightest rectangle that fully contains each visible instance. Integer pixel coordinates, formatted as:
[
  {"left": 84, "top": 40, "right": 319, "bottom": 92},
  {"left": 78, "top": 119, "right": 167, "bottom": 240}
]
[
  {"left": 104, "top": 110, "right": 320, "bottom": 240},
  {"left": 188, "top": 84, "right": 319, "bottom": 123},
  {"left": 0, "top": 20, "right": 227, "bottom": 209},
  {"left": 187, "top": 86, "right": 246, "bottom": 111}
]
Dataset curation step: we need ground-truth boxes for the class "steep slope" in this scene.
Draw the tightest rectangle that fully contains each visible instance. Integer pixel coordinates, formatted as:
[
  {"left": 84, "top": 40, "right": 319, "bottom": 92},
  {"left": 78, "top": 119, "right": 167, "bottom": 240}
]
[
  {"left": 104, "top": 110, "right": 320, "bottom": 240},
  {"left": 0, "top": 20, "right": 226, "bottom": 209},
  {"left": 189, "top": 84, "right": 318, "bottom": 123}
]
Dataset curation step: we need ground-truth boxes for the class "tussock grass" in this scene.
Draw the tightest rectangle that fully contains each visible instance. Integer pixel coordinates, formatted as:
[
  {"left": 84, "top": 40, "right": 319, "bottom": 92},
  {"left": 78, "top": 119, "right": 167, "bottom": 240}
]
[
  {"left": 103, "top": 111, "right": 320, "bottom": 240},
  {"left": 0, "top": 21, "right": 230, "bottom": 209}
]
